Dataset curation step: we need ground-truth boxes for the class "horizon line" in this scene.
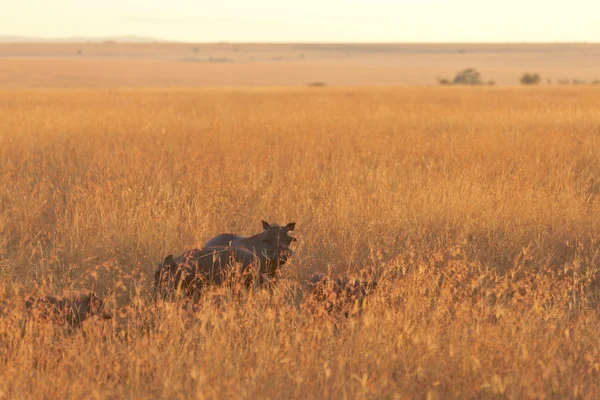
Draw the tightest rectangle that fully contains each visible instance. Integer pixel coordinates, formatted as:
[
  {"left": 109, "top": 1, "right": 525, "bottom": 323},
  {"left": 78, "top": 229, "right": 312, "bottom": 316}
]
[{"left": 1, "top": 35, "right": 599, "bottom": 45}]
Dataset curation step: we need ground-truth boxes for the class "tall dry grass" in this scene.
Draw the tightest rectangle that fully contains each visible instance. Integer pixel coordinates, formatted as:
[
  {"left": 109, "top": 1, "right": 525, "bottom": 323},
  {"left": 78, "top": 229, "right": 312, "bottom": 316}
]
[{"left": 1, "top": 87, "right": 600, "bottom": 398}]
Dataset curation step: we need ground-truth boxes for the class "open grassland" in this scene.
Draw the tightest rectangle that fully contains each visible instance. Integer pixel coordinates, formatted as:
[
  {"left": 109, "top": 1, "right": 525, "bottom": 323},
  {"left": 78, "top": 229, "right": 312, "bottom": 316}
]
[
  {"left": 1, "top": 87, "right": 600, "bottom": 398},
  {"left": 1, "top": 42, "right": 599, "bottom": 87}
]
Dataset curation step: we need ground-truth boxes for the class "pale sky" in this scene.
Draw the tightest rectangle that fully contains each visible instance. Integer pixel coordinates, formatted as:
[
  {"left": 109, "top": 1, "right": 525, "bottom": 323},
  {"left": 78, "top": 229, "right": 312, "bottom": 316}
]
[{"left": 2, "top": 0, "right": 599, "bottom": 42}]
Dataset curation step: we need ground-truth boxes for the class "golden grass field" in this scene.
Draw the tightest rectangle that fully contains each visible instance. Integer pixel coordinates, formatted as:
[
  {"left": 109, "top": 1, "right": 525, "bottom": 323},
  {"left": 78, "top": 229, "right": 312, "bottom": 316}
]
[{"left": 1, "top": 86, "right": 600, "bottom": 399}]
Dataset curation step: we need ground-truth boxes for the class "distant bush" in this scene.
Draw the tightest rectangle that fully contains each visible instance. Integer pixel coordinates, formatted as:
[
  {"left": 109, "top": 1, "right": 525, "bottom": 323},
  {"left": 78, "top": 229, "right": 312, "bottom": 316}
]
[
  {"left": 452, "top": 68, "right": 482, "bottom": 85},
  {"left": 520, "top": 73, "right": 542, "bottom": 85},
  {"left": 592, "top": 79, "right": 600, "bottom": 85},
  {"left": 436, "top": 69, "right": 494, "bottom": 86},
  {"left": 307, "top": 82, "right": 326, "bottom": 87},
  {"left": 571, "top": 79, "right": 586, "bottom": 85}
]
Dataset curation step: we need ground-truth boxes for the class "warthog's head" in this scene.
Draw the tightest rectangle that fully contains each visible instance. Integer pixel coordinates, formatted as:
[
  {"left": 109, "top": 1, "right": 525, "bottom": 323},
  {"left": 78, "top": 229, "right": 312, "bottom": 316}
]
[
  {"left": 259, "top": 220, "right": 297, "bottom": 265},
  {"left": 155, "top": 254, "right": 174, "bottom": 286},
  {"left": 154, "top": 254, "right": 179, "bottom": 300}
]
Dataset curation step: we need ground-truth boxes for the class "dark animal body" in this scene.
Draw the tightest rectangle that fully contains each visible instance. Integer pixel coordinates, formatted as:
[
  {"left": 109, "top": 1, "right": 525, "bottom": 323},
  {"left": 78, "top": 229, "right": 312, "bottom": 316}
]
[
  {"left": 24, "top": 292, "right": 112, "bottom": 327},
  {"left": 154, "top": 246, "right": 261, "bottom": 300},
  {"left": 203, "top": 220, "right": 296, "bottom": 281},
  {"left": 155, "top": 221, "right": 297, "bottom": 299},
  {"left": 307, "top": 273, "right": 377, "bottom": 317}
]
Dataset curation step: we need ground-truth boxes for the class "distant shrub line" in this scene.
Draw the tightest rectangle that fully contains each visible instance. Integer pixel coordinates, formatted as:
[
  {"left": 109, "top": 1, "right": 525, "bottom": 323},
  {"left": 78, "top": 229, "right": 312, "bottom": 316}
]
[{"left": 437, "top": 68, "right": 600, "bottom": 86}]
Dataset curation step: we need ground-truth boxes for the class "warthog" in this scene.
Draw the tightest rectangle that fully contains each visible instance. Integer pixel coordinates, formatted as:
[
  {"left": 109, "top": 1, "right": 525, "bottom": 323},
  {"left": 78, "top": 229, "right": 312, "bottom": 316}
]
[
  {"left": 203, "top": 220, "right": 297, "bottom": 283},
  {"left": 24, "top": 292, "right": 112, "bottom": 327},
  {"left": 154, "top": 246, "right": 261, "bottom": 300},
  {"left": 306, "top": 273, "right": 378, "bottom": 317}
]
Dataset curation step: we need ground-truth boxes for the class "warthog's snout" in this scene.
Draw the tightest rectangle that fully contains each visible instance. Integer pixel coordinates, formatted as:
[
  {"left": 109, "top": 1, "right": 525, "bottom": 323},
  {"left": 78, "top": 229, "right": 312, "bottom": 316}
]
[{"left": 277, "top": 247, "right": 295, "bottom": 264}]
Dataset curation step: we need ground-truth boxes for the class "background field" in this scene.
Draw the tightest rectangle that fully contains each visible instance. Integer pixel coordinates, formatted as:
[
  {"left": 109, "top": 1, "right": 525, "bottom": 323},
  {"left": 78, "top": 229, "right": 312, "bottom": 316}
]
[
  {"left": 1, "top": 86, "right": 600, "bottom": 398},
  {"left": 1, "top": 42, "right": 600, "bottom": 87}
]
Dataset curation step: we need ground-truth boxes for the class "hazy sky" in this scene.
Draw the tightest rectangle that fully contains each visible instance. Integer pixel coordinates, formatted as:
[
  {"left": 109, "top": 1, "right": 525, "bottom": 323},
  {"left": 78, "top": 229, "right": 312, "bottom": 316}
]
[{"left": 3, "top": 0, "right": 599, "bottom": 42}]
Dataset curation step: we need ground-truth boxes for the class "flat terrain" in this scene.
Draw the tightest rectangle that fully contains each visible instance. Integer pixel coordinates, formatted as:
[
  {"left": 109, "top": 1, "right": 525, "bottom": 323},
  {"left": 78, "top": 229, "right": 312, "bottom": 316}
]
[
  {"left": 0, "top": 42, "right": 599, "bottom": 87},
  {"left": 1, "top": 87, "right": 600, "bottom": 398}
]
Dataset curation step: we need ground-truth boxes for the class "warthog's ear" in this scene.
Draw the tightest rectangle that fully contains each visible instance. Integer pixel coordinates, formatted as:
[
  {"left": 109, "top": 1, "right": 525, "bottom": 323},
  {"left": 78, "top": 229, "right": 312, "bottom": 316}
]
[
  {"left": 262, "top": 220, "right": 271, "bottom": 230},
  {"left": 285, "top": 222, "right": 296, "bottom": 231},
  {"left": 164, "top": 254, "right": 174, "bottom": 265}
]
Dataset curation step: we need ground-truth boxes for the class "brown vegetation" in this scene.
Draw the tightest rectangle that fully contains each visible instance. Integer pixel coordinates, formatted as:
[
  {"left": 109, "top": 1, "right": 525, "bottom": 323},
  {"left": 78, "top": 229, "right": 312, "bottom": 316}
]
[
  {"left": 306, "top": 273, "right": 377, "bottom": 317},
  {"left": 24, "top": 292, "right": 112, "bottom": 327},
  {"left": 1, "top": 87, "right": 600, "bottom": 398}
]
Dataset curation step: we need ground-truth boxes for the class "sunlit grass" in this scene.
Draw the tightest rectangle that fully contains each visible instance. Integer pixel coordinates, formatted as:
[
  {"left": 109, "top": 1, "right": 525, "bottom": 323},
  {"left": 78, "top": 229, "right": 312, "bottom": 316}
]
[{"left": 0, "top": 87, "right": 599, "bottom": 398}]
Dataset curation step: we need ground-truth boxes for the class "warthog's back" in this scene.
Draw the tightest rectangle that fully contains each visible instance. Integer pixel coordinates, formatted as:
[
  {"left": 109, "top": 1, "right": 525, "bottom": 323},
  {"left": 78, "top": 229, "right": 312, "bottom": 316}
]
[{"left": 204, "top": 234, "right": 246, "bottom": 249}]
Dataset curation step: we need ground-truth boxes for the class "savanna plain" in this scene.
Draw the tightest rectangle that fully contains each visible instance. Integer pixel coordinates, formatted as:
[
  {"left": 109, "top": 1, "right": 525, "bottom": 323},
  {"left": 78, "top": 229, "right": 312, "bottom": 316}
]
[{"left": 1, "top": 86, "right": 600, "bottom": 399}]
